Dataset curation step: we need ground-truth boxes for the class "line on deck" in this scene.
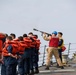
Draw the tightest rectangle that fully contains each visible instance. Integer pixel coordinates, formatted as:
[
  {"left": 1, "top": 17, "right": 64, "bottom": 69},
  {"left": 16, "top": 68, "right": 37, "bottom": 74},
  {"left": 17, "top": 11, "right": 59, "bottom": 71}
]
[{"left": 39, "top": 69, "right": 75, "bottom": 73}]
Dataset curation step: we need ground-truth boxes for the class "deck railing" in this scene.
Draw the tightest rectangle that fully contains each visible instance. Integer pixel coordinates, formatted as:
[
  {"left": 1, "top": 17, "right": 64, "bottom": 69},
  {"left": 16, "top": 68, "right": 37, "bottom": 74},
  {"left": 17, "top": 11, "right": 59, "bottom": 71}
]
[{"left": 38, "top": 43, "right": 76, "bottom": 66}]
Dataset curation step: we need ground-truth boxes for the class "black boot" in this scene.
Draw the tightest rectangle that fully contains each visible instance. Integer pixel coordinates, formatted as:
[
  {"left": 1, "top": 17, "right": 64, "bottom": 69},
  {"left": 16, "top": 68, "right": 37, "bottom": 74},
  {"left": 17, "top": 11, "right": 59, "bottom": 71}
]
[
  {"left": 58, "top": 66, "right": 64, "bottom": 69},
  {"left": 60, "top": 66, "right": 64, "bottom": 69},
  {"left": 45, "top": 66, "right": 49, "bottom": 70},
  {"left": 29, "top": 70, "right": 34, "bottom": 75},
  {"left": 34, "top": 68, "right": 39, "bottom": 74}
]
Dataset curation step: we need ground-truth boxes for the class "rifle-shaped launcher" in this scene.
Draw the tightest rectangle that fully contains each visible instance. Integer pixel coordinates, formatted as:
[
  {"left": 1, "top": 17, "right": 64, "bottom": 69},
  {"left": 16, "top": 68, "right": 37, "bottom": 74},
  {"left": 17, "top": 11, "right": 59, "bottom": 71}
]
[{"left": 33, "top": 28, "right": 51, "bottom": 36}]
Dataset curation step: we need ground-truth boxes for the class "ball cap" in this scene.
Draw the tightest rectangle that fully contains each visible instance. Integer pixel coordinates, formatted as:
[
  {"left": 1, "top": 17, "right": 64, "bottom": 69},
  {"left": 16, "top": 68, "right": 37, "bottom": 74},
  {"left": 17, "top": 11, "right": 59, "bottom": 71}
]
[{"left": 52, "top": 31, "right": 57, "bottom": 35}]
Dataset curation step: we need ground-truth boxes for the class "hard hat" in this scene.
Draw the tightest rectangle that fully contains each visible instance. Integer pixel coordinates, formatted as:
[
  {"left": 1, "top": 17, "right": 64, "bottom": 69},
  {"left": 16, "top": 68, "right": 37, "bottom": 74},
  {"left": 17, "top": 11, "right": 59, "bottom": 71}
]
[{"left": 52, "top": 31, "right": 57, "bottom": 35}]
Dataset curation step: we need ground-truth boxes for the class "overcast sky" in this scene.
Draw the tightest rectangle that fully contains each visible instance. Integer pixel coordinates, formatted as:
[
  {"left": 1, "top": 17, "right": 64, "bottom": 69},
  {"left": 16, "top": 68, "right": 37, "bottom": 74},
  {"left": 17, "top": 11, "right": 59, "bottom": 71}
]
[{"left": 0, "top": 0, "right": 76, "bottom": 45}]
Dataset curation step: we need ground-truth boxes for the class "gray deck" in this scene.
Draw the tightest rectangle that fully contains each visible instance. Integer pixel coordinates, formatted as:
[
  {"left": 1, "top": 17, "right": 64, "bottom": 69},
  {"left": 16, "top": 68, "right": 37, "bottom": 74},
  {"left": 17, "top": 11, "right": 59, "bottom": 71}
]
[{"left": 35, "top": 64, "right": 76, "bottom": 75}]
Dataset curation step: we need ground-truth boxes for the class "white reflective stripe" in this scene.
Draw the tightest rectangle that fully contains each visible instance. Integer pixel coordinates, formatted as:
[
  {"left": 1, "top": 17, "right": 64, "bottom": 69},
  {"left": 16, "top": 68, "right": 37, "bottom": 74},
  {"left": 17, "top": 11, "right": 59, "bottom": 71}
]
[
  {"left": 39, "top": 69, "right": 75, "bottom": 73},
  {"left": 40, "top": 70, "right": 50, "bottom": 73},
  {"left": 53, "top": 69, "right": 75, "bottom": 72}
]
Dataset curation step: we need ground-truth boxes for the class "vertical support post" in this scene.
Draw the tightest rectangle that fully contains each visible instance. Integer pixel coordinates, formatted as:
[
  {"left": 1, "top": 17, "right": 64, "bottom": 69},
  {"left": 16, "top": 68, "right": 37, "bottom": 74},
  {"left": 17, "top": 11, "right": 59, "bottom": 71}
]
[
  {"left": 42, "top": 45, "right": 46, "bottom": 66},
  {"left": 68, "top": 43, "right": 71, "bottom": 56}
]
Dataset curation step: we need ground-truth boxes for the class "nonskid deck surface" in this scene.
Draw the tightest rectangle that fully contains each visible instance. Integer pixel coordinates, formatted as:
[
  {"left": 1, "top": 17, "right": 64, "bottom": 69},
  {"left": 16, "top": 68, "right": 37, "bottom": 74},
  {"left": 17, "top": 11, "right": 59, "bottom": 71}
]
[{"left": 35, "top": 64, "right": 76, "bottom": 75}]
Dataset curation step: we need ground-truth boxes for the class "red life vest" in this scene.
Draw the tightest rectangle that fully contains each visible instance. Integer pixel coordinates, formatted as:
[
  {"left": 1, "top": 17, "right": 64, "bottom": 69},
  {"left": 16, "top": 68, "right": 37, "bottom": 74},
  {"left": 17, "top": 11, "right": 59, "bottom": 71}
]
[
  {"left": 30, "top": 37, "right": 37, "bottom": 48},
  {"left": 49, "top": 37, "right": 59, "bottom": 47},
  {"left": 0, "top": 40, "right": 3, "bottom": 52},
  {"left": 2, "top": 41, "right": 19, "bottom": 56},
  {"left": 18, "top": 41, "right": 28, "bottom": 54},
  {"left": 36, "top": 39, "right": 41, "bottom": 50},
  {"left": 32, "top": 36, "right": 41, "bottom": 50},
  {"left": 0, "top": 34, "right": 5, "bottom": 39},
  {"left": 0, "top": 34, "right": 5, "bottom": 53},
  {"left": 23, "top": 37, "right": 32, "bottom": 48}
]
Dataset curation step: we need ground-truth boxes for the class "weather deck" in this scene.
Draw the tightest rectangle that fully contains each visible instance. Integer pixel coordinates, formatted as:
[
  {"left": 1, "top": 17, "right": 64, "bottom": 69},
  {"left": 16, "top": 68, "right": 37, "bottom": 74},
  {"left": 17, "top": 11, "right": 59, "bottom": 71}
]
[{"left": 35, "top": 63, "right": 76, "bottom": 75}]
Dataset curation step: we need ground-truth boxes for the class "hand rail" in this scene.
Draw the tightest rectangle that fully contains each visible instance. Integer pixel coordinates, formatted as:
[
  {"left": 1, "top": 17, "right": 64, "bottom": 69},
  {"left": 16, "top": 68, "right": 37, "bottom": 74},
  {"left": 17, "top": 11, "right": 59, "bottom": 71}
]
[{"left": 39, "top": 43, "right": 76, "bottom": 67}]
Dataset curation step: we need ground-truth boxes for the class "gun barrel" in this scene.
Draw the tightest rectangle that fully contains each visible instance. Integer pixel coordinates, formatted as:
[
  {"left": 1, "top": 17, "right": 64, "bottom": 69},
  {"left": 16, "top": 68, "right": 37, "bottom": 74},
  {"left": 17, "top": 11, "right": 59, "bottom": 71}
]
[
  {"left": 33, "top": 28, "right": 43, "bottom": 33},
  {"left": 33, "top": 28, "right": 51, "bottom": 36}
]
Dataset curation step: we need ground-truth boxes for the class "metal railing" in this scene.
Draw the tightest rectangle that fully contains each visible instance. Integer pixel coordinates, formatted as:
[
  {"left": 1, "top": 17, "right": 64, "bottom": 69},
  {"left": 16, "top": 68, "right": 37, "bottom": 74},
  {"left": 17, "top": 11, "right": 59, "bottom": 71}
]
[{"left": 38, "top": 43, "right": 76, "bottom": 66}]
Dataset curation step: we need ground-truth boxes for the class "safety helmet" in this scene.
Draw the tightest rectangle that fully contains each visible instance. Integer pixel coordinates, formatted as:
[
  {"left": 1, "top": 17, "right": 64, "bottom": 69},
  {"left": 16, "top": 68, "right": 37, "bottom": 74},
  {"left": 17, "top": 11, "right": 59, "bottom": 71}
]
[{"left": 52, "top": 31, "right": 57, "bottom": 35}]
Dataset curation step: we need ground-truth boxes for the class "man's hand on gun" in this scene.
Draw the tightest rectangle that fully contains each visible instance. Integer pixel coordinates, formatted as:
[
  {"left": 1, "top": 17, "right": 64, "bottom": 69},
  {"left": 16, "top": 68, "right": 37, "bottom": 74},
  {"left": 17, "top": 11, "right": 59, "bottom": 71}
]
[{"left": 41, "top": 32, "right": 47, "bottom": 36}]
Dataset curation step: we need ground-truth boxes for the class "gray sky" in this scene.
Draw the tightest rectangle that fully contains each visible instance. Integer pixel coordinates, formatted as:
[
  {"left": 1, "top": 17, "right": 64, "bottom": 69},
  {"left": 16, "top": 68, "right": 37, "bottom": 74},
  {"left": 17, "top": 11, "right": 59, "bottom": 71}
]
[{"left": 0, "top": 0, "right": 76, "bottom": 45}]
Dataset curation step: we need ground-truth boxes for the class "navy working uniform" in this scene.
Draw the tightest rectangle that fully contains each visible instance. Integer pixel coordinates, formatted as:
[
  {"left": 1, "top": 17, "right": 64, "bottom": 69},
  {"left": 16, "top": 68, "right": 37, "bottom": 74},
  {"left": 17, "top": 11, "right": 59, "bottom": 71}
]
[{"left": 1, "top": 42, "right": 18, "bottom": 75}]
